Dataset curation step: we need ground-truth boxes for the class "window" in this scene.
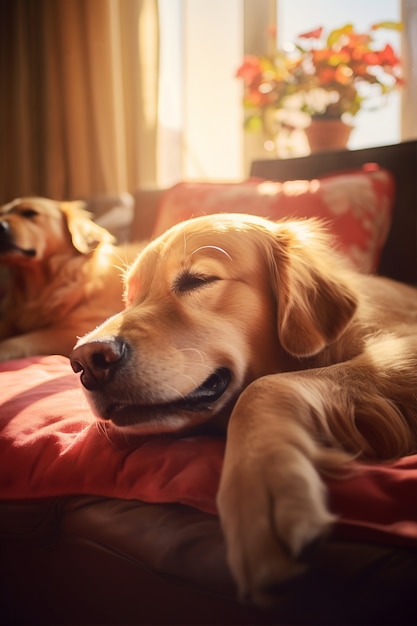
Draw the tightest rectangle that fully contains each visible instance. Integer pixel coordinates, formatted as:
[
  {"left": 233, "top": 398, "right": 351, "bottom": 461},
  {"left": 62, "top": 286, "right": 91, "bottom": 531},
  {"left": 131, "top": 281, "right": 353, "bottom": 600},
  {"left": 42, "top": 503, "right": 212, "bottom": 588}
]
[
  {"left": 157, "top": 0, "right": 243, "bottom": 186},
  {"left": 277, "top": 0, "right": 402, "bottom": 152},
  {"left": 157, "top": 0, "right": 414, "bottom": 185}
]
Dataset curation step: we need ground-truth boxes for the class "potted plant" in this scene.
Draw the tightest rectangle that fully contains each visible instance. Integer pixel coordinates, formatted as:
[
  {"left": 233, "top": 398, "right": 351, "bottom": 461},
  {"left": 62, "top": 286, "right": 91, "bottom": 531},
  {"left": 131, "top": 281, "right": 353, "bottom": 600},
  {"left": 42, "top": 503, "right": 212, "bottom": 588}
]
[{"left": 236, "top": 22, "right": 403, "bottom": 152}]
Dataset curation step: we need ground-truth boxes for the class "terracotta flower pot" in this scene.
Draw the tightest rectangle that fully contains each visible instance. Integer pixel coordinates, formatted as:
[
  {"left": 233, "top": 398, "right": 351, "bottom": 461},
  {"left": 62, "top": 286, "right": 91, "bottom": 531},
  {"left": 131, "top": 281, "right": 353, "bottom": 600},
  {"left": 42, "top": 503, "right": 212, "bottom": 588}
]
[{"left": 305, "top": 118, "right": 353, "bottom": 153}]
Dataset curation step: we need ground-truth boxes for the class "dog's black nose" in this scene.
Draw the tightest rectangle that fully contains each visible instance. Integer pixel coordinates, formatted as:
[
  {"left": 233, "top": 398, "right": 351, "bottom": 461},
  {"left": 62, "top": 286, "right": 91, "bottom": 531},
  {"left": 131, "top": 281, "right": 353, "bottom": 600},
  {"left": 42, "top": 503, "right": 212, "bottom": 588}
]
[
  {"left": 0, "top": 220, "right": 12, "bottom": 246},
  {"left": 70, "top": 339, "right": 127, "bottom": 390}
]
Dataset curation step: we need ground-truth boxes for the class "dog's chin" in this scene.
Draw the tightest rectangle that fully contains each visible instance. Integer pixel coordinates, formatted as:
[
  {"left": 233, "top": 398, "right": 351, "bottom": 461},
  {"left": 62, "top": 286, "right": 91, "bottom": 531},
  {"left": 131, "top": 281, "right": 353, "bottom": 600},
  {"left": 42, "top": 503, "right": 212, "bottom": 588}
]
[{"left": 87, "top": 368, "right": 234, "bottom": 435}]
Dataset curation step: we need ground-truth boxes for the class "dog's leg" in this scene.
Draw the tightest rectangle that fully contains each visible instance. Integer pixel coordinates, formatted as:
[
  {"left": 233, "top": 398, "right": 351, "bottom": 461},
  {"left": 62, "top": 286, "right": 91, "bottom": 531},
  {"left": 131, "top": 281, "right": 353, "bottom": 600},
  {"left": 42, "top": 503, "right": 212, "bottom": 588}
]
[
  {"left": 217, "top": 375, "right": 339, "bottom": 606},
  {"left": 217, "top": 346, "right": 417, "bottom": 605}
]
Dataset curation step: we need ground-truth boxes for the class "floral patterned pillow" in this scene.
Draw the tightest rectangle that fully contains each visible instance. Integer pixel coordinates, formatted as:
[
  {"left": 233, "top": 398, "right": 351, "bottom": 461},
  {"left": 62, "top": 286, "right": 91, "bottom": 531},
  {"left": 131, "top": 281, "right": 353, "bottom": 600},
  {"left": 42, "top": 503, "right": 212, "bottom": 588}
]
[{"left": 152, "top": 165, "right": 395, "bottom": 274}]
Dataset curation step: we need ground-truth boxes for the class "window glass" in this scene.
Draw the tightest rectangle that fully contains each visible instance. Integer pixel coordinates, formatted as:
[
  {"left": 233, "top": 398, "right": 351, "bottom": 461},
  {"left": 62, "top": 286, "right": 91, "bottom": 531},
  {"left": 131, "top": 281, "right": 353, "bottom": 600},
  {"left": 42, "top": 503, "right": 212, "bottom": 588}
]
[
  {"left": 157, "top": 1, "right": 404, "bottom": 185},
  {"left": 277, "top": 0, "right": 401, "bottom": 150}
]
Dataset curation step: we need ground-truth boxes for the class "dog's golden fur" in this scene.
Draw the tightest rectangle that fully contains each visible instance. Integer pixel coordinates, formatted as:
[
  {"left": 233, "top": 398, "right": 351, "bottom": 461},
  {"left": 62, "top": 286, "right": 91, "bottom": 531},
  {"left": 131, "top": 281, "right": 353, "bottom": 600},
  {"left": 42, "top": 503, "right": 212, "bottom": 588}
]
[
  {"left": 0, "top": 197, "right": 143, "bottom": 362},
  {"left": 70, "top": 213, "right": 417, "bottom": 605}
]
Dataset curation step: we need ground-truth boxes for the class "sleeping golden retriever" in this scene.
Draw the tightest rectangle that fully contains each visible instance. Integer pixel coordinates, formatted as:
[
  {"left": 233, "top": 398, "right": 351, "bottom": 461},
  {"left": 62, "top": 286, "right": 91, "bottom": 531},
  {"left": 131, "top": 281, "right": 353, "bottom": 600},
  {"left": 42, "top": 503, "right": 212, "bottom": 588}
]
[
  {"left": 70, "top": 213, "right": 417, "bottom": 605},
  {"left": 0, "top": 197, "right": 143, "bottom": 362}
]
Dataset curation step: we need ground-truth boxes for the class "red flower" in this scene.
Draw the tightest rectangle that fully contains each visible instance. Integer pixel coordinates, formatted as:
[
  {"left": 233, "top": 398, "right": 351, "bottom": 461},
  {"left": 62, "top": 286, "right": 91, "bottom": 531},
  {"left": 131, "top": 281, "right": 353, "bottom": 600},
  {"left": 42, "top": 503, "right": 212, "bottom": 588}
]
[
  {"left": 377, "top": 43, "right": 400, "bottom": 67},
  {"left": 298, "top": 27, "right": 323, "bottom": 39},
  {"left": 316, "top": 67, "right": 337, "bottom": 84},
  {"left": 362, "top": 51, "right": 381, "bottom": 65},
  {"left": 235, "top": 56, "right": 263, "bottom": 85},
  {"left": 235, "top": 21, "right": 403, "bottom": 124}
]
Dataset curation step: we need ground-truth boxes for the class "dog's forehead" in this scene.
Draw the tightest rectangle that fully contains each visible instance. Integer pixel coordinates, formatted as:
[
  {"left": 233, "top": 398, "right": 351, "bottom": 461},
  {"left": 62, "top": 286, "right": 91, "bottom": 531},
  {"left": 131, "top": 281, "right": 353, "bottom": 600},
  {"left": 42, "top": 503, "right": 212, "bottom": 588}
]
[
  {"left": 160, "top": 214, "right": 269, "bottom": 257},
  {"left": 152, "top": 223, "right": 244, "bottom": 270},
  {"left": 125, "top": 226, "right": 222, "bottom": 294},
  {"left": 0, "top": 198, "right": 25, "bottom": 215},
  {"left": 125, "top": 215, "right": 274, "bottom": 300},
  {"left": 139, "top": 214, "right": 275, "bottom": 274}
]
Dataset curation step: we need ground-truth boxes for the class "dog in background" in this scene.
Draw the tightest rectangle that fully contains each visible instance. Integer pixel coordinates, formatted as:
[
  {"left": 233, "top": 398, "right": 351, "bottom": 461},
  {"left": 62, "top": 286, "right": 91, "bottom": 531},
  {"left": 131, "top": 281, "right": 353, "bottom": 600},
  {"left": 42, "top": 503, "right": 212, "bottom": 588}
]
[
  {"left": 69, "top": 212, "right": 417, "bottom": 605},
  {"left": 0, "top": 197, "right": 143, "bottom": 362}
]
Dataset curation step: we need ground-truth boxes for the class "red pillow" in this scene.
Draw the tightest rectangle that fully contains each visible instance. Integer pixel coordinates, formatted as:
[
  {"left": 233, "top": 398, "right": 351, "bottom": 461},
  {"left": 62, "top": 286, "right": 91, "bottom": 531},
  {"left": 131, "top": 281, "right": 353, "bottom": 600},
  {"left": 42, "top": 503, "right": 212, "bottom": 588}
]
[
  {"left": 1, "top": 356, "right": 416, "bottom": 547},
  {"left": 152, "top": 165, "right": 395, "bottom": 274},
  {"left": 0, "top": 356, "right": 223, "bottom": 514}
]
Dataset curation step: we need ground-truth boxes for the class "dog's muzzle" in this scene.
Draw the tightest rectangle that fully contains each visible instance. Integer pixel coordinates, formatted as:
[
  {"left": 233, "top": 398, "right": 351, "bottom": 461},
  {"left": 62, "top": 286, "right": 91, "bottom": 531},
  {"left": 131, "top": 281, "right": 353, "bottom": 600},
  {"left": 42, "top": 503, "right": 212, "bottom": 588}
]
[
  {"left": 70, "top": 338, "right": 232, "bottom": 419},
  {"left": 0, "top": 220, "right": 36, "bottom": 256}
]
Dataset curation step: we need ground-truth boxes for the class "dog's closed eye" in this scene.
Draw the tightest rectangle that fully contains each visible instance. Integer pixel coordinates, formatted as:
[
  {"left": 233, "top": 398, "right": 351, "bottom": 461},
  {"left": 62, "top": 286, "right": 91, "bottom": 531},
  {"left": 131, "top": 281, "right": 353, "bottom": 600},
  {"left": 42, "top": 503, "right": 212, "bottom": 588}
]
[
  {"left": 172, "top": 271, "right": 220, "bottom": 294},
  {"left": 19, "top": 208, "right": 39, "bottom": 219}
]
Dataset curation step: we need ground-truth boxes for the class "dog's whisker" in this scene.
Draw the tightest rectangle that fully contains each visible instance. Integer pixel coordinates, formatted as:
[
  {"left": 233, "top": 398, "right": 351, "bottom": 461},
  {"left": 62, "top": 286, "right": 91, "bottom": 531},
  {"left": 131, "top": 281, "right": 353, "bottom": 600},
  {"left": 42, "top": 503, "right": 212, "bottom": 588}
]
[
  {"left": 111, "top": 244, "right": 144, "bottom": 274},
  {"left": 96, "top": 420, "right": 127, "bottom": 448},
  {"left": 159, "top": 382, "right": 187, "bottom": 400},
  {"left": 189, "top": 245, "right": 232, "bottom": 261},
  {"left": 158, "top": 366, "right": 216, "bottom": 401},
  {"left": 160, "top": 370, "right": 207, "bottom": 398},
  {"left": 96, "top": 420, "right": 111, "bottom": 440},
  {"left": 177, "top": 347, "right": 209, "bottom": 364},
  {"left": 183, "top": 230, "right": 188, "bottom": 256}
]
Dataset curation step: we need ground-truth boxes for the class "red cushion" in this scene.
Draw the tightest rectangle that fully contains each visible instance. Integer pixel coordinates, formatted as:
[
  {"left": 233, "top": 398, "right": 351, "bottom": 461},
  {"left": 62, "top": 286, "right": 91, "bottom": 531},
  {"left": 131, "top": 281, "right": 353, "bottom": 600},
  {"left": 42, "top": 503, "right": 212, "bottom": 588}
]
[
  {"left": 152, "top": 165, "right": 395, "bottom": 274},
  {"left": 1, "top": 356, "right": 416, "bottom": 547}
]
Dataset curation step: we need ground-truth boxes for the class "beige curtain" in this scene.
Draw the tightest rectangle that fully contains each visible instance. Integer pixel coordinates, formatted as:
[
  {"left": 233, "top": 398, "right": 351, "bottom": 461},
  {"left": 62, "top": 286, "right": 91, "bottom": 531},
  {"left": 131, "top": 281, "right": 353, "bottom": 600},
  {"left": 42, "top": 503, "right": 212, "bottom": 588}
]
[
  {"left": 401, "top": 0, "right": 417, "bottom": 141},
  {"left": 0, "top": 0, "right": 159, "bottom": 202}
]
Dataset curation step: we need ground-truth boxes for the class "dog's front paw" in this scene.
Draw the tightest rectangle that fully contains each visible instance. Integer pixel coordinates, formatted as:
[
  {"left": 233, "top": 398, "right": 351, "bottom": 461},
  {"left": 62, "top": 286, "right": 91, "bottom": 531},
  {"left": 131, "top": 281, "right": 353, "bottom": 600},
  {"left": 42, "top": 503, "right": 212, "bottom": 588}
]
[{"left": 217, "top": 444, "right": 335, "bottom": 606}]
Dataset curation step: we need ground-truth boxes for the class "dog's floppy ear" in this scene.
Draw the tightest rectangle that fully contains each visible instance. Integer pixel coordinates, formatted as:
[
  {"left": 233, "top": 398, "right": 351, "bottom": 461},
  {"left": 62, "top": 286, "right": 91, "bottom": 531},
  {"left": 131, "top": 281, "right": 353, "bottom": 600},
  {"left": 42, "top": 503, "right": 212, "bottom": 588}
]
[
  {"left": 61, "top": 201, "right": 115, "bottom": 254},
  {"left": 267, "top": 219, "right": 358, "bottom": 358}
]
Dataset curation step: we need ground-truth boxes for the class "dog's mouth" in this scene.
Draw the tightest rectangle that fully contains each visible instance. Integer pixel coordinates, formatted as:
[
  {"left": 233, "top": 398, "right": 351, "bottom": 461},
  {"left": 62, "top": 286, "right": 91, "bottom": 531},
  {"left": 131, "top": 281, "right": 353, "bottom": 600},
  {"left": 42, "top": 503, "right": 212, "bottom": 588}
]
[
  {"left": 173, "top": 367, "right": 232, "bottom": 410},
  {"left": 104, "top": 367, "right": 232, "bottom": 427},
  {"left": 0, "top": 240, "right": 36, "bottom": 257}
]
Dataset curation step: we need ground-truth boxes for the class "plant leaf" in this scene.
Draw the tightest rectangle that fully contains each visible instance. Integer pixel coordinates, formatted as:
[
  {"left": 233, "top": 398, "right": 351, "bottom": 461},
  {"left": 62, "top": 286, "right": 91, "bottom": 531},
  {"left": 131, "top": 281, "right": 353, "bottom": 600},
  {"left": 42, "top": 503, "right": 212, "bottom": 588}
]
[{"left": 371, "top": 21, "right": 403, "bottom": 31}]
